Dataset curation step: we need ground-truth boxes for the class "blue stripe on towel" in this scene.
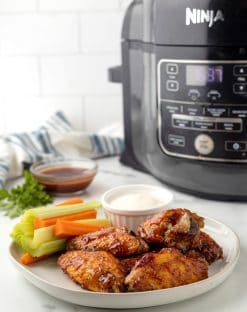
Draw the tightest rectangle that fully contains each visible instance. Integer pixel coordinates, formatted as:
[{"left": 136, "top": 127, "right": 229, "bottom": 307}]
[
  {"left": 55, "top": 111, "right": 72, "bottom": 128},
  {"left": 39, "top": 128, "right": 59, "bottom": 156},
  {"left": 117, "top": 138, "right": 125, "bottom": 153},
  {"left": 0, "top": 161, "right": 9, "bottom": 172},
  {"left": 6, "top": 135, "right": 33, "bottom": 162},
  {"left": 92, "top": 135, "right": 104, "bottom": 155},
  {"left": 102, "top": 136, "right": 110, "bottom": 155},
  {"left": 33, "top": 130, "right": 51, "bottom": 154}
]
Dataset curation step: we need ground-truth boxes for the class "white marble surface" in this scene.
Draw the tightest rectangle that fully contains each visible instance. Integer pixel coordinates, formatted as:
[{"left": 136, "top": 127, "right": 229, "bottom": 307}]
[{"left": 1, "top": 157, "right": 246, "bottom": 312}]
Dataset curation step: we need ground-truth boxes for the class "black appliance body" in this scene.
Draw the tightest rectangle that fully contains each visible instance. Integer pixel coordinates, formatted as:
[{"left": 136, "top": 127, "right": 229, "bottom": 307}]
[{"left": 110, "top": 0, "right": 247, "bottom": 200}]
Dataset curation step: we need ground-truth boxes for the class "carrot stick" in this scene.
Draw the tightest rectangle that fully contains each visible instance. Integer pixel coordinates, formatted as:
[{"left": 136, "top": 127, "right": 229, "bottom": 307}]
[
  {"left": 34, "top": 209, "right": 97, "bottom": 229},
  {"left": 55, "top": 198, "right": 83, "bottom": 206},
  {"left": 54, "top": 220, "right": 109, "bottom": 238},
  {"left": 20, "top": 253, "right": 49, "bottom": 265}
]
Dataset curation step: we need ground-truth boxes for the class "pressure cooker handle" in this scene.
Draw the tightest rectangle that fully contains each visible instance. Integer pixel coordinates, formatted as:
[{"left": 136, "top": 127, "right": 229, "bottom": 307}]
[{"left": 108, "top": 66, "right": 122, "bottom": 83}]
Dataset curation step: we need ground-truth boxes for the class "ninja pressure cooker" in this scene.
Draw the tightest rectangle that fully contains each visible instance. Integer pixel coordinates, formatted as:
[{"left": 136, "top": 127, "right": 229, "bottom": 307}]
[{"left": 109, "top": 0, "right": 247, "bottom": 200}]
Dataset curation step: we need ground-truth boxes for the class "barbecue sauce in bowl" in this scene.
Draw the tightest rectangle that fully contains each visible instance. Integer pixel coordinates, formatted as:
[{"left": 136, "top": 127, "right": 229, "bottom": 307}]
[{"left": 31, "top": 159, "right": 97, "bottom": 195}]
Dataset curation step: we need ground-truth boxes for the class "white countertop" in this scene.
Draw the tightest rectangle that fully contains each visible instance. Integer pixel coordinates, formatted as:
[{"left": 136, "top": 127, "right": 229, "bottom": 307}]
[{"left": 1, "top": 157, "right": 246, "bottom": 312}]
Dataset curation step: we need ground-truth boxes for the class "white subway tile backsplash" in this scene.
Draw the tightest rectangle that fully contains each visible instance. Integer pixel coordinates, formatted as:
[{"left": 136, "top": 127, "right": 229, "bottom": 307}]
[
  {"left": 0, "top": 14, "right": 79, "bottom": 55},
  {"left": 0, "top": 2, "right": 127, "bottom": 134},
  {"left": 41, "top": 54, "right": 121, "bottom": 96},
  {"left": 80, "top": 12, "right": 123, "bottom": 52},
  {"left": 1, "top": 96, "right": 84, "bottom": 133},
  {"left": 84, "top": 96, "right": 123, "bottom": 133},
  {"left": 0, "top": 0, "right": 36, "bottom": 13},
  {"left": 0, "top": 57, "right": 39, "bottom": 95},
  {"left": 39, "top": 0, "right": 119, "bottom": 12}
]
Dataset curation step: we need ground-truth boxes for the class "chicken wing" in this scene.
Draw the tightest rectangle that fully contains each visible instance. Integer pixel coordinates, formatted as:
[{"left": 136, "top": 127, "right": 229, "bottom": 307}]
[
  {"left": 67, "top": 226, "right": 149, "bottom": 258},
  {"left": 192, "top": 231, "right": 223, "bottom": 264},
  {"left": 121, "top": 256, "right": 143, "bottom": 274},
  {"left": 58, "top": 250, "right": 125, "bottom": 293},
  {"left": 137, "top": 208, "right": 204, "bottom": 252},
  {"left": 125, "top": 248, "right": 208, "bottom": 292}
]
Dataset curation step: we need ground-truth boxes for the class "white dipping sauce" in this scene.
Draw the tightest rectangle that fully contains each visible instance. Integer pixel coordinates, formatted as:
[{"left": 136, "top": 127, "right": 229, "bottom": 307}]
[{"left": 110, "top": 191, "right": 163, "bottom": 211}]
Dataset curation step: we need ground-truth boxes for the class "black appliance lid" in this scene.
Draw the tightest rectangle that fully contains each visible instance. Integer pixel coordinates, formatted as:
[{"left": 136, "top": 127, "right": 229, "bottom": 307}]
[{"left": 122, "top": 0, "right": 247, "bottom": 46}]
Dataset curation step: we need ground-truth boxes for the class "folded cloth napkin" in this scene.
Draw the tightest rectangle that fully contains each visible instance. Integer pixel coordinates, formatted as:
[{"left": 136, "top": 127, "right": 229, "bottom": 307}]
[{"left": 0, "top": 111, "right": 124, "bottom": 188}]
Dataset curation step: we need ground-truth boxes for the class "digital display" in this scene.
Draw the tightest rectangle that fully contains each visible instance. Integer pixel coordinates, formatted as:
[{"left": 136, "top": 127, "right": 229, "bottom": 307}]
[{"left": 186, "top": 65, "right": 223, "bottom": 86}]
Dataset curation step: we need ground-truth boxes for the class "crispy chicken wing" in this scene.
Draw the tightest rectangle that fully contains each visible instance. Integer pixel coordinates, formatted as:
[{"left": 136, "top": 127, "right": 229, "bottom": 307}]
[
  {"left": 58, "top": 250, "right": 125, "bottom": 293},
  {"left": 125, "top": 248, "right": 208, "bottom": 292},
  {"left": 67, "top": 226, "right": 149, "bottom": 258},
  {"left": 192, "top": 231, "right": 223, "bottom": 264},
  {"left": 121, "top": 256, "right": 143, "bottom": 274},
  {"left": 137, "top": 208, "right": 204, "bottom": 252}
]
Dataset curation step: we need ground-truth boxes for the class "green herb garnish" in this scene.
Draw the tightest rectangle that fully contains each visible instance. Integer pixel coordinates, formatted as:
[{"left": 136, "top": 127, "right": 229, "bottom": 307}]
[{"left": 0, "top": 171, "right": 53, "bottom": 218}]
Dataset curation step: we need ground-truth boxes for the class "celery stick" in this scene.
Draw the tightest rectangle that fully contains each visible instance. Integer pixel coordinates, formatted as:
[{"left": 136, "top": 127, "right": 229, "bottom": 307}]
[
  {"left": 32, "top": 225, "right": 55, "bottom": 247},
  {"left": 75, "top": 219, "right": 111, "bottom": 226},
  {"left": 10, "top": 224, "right": 24, "bottom": 245},
  {"left": 15, "top": 225, "right": 57, "bottom": 249},
  {"left": 22, "top": 238, "right": 66, "bottom": 257},
  {"left": 31, "top": 239, "right": 66, "bottom": 257},
  {"left": 29, "top": 201, "right": 101, "bottom": 219}
]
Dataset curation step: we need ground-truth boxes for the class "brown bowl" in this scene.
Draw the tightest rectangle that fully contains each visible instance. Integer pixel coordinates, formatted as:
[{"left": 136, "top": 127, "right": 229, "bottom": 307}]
[{"left": 30, "top": 158, "right": 97, "bottom": 196}]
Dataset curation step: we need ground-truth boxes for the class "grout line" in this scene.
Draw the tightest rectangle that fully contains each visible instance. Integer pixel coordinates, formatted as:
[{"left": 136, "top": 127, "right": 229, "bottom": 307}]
[
  {"left": 0, "top": 50, "right": 120, "bottom": 57},
  {"left": 0, "top": 9, "right": 122, "bottom": 16},
  {"left": 77, "top": 13, "right": 82, "bottom": 52},
  {"left": 119, "top": 0, "right": 123, "bottom": 9},
  {"left": 36, "top": 93, "right": 122, "bottom": 99},
  {"left": 37, "top": 56, "right": 43, "bottom": 97},
  {"left": 35, "top": 0, "right": 40, "bottom": 12},
  {"left": 81, "top": 96, "right": 86, "bottom": 132}
]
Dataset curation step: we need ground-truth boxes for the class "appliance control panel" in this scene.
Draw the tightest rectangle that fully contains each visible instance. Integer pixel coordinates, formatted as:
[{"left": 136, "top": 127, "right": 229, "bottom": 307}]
[{"left": 157, "top": 59, "right": 247, "bottom": 162}]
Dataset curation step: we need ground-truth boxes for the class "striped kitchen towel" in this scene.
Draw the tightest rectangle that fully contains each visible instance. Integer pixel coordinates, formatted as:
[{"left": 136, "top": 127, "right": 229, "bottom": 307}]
[{"left": 0, "top": 111, "right": 124, "bottom": 188}]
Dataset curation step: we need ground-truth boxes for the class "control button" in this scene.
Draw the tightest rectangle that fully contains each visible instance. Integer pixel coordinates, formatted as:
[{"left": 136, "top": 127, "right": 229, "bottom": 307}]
[
  {"left": 168, "top": 135, "right": 185, "bottom": 147},
  {"left": 207, "top": 90, "right": 222, "bottom": 101},
  {"left": 194, "top": 134, "right": 214, "bottom": 155},
  {"left": 230, "top": 108, "right": 247, "bottom": 118},
  {"left": 217, "top": 122, "right": 242, "bottom": 132},
  {"left": 234, "top": 65, "right": 247, "bottom": 76},
  {"left": 236, "top": 76, "right": 246, "bottom": 83},
  {"left": 193, "top": 121, "right": 215, "bottom": 130},
  {"left": 205, "top": 107, "right": 227, "bottom": 117},
  {"left": 233, "top": 83, "right": 247, "bottom": 94},
  {"left": 184, "top": 106, "right": 203, "bottom": 116},
  {"left": 173, "top": 118, "right": 192, "bottom": 128},
  {"left": 188, "top": 89, "right": 201, "bottom": 101},
  {"left": 225, "top": 141, "right": 247, "bottom": 152},
  {"left": 164, "top": 104, "right": 180, "bottom": 114},
  {"left": 166, "top": 80, "right": 179, "bottom": 92},
  {"left": 166, "top": 64, "right": 179, "bottom": 75}
]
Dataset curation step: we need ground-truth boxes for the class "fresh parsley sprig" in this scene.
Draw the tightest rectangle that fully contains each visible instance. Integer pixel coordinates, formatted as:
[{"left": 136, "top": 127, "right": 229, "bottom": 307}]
[{"left": 0, "top": 171, "right": 53, "bottom": 218}]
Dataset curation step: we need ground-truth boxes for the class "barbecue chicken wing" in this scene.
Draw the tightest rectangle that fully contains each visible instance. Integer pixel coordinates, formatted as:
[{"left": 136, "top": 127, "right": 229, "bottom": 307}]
[
  {"left": 137, "top": 208, "right": 204, "bottom": 252},
  {"left": 67, "top": 226, "right": 149, "bottom": 258},
  {"left": 58, "top": 250, "right": 125, "bottom": 292},
  {"left": 125, "top": 248, "right": 208, "bottom": 292},
  {"left": 121, "top": 256, "right": 143, "bottom": 274},
  {"left": 192, "top": 231, "right": 223, "bottom": 264}
]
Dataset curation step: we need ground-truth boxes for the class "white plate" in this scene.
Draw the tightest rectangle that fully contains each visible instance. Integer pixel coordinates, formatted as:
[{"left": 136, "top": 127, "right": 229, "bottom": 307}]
[{"left": 9, "top": 216, "right": 240, "bottom": 309}]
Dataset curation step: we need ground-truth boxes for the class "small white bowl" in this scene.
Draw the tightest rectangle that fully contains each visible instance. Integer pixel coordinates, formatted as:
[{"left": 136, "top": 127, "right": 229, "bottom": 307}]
[{"left": 102, "top": 184, "right": 173, "bottom": 231}]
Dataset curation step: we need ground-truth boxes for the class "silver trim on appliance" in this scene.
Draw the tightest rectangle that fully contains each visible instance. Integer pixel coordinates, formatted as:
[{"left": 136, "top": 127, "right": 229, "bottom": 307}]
[{"left": 157, "top": 59, "right": 247, "bottom": 163}]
